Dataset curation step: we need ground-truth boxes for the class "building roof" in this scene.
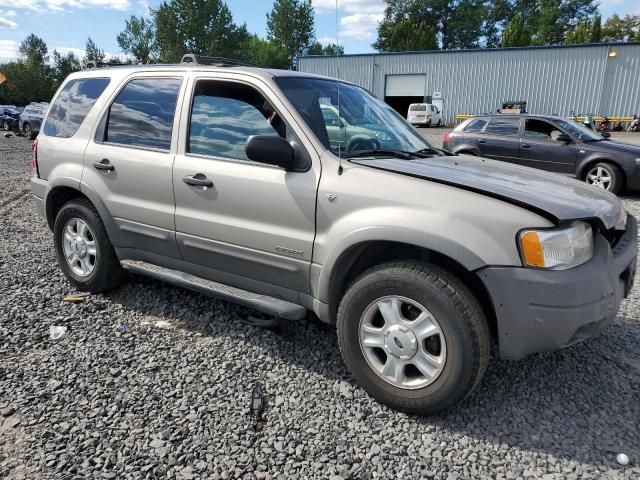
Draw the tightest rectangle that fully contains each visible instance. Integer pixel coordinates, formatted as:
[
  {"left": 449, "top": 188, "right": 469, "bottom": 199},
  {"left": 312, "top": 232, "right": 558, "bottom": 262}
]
[{"left": 299, "top": 41, "right": 640, "bottom": 60}]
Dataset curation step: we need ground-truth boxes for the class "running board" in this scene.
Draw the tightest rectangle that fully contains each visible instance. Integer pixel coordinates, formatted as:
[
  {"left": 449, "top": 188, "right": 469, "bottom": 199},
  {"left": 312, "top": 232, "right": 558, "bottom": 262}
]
[{"left": 120, "top": 260, "right": 307, "bottom": 320}]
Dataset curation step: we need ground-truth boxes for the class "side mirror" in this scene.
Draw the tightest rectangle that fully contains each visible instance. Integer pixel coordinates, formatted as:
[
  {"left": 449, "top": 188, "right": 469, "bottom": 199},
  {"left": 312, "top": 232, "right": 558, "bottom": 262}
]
[
  {"left": 601, "top": 131, "right": 611, "bottom": 139},
  {"left": 555, "top": 133, "right": 571, "bottom": 142},
  {"left": 245, "top": 135, "right": 295, "bottom": 170}
]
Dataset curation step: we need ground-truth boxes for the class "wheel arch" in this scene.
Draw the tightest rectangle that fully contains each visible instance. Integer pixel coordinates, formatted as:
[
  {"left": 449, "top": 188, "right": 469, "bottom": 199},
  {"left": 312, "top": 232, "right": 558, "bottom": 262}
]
[
  {"left": 321, "top": 240, "right": 497, "bottom": 337},
  {"left": 577, "top": 157, "right": 626, "bottom": 188},
  {"left": 45, "top": 181, "right": 118, "bottom": 246}
]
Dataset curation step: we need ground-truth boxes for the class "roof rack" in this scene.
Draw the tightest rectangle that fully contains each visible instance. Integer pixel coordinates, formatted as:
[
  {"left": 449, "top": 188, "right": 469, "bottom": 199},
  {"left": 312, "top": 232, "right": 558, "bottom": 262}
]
[
  {"left": 83, "top": 60, "right": 126, "bottom": 70},
  {"left": 180, "top": 54, "right": 257, "bottom": 68}
]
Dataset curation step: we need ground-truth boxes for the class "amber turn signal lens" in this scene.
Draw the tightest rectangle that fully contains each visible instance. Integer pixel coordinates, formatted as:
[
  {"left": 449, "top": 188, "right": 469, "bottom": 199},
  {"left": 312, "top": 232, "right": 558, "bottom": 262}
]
[{"left": 520, "top": 231, "right": 545, "bottom": 267}]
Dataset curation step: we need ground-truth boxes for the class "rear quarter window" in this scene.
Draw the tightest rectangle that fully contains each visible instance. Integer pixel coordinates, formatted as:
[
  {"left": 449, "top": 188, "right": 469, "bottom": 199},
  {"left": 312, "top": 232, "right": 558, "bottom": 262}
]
[{"left": 43, "top": 78, "right": 110, "bottom": 138}]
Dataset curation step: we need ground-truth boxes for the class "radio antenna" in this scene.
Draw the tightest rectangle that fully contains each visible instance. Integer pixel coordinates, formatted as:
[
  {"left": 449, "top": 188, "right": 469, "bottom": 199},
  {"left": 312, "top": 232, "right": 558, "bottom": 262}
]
[{"left": 336, "top": 0, "right": 343, "bottom": 175}]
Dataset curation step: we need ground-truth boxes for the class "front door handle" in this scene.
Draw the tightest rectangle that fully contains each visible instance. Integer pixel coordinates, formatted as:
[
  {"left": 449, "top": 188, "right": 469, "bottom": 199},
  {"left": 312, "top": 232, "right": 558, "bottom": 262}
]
[
  {"left": 93, "top": 159, "right": 114, "bottom": 171},
  {"left": 478, "top": 139, "right": 487, "bottom": 144},
  {"left": 183, "top": 174, "right": 213, "bottom": 188},
  {"left": 521, "top": 144, "right": 531, "bottom": 148}
]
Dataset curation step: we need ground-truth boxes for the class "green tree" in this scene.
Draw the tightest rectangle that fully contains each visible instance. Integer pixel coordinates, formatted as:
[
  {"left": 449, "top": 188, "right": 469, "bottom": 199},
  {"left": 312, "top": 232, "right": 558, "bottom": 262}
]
[
  {"left": 266, "top": 0, "right": 315, "bottom": 68},
  {"left": 375, "top": 18, "right": 438, "bottom": 51},
  {"left": 247, "top": 36, "right": 289, "bottom": 68},
  {"left": 590, "top": 14, "right": 602, "bottom": 43},
  {"left": 501, "top": 15, "right": 531, "bottom": 47},
  {"left": 154, "top": 0, "right": 250, "bottom": 63},
  {"left": 84, "top": 37, "right": 105, "bottom": 63},
  {"left": 19, "top": 34, "right": 48, "bottom": 65},
  {"left": 117, "top": 15, "right": 157, "bottom": 64},
  {"left": 6, "top": 34, "right": 56, "bottom": 103},
  {"left": 52, "top": 50, "right": 81, "bottom": 85},
  {"left": 483, "top": 0, "right": 513, "bottom": 48},
  {"left": 534, "top": 0, "right": 564, "bottom": 45},
  {"left": 307, "top": 42, "right": 345, "bottom": 56},
  {"left": 602, "top": 14, "right": 640, "bottom": 41},
  {"left": 565, "top": 19, "right": 590, "bottom": 44}
]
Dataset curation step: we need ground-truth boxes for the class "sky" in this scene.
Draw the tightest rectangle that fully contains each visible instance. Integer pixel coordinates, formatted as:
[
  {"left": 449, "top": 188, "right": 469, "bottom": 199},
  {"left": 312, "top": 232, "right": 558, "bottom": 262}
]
[{"left": 0, "top": 0, "right": 638, "bottom": 63}]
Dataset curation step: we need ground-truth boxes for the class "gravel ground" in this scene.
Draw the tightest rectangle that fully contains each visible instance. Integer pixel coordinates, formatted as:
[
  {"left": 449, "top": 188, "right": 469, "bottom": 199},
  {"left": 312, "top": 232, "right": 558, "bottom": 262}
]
[{"left": 1, "top": 134, "right": 640, "bottom": 480}]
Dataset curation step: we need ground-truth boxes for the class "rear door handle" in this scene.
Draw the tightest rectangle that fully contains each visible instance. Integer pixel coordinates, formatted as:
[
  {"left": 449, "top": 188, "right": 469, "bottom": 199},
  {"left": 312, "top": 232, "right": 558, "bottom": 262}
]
[
  {"left": 478, "top": 139, "right": 487, "bottom": 144},
  {"left": 183, "top": 174, "right": 213, "bottom": 188},
  {"left": 93, "top": 159, "right": 114, "bottom": 171}
]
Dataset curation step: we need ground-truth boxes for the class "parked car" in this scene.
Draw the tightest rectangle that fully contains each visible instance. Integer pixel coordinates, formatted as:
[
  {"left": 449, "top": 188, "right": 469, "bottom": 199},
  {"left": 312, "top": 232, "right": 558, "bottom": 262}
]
[
  {"left": 1, "top": 105, "right": 21, "bottom": 131},
  {"left": 19, "top": 102, "right": 49, "bottom": 139},
  {"left": 31, "top": 58, "right": 636, "bottom": 414},
  {"left": 443, "top": 114, "right": 640, "bottom": 194},
  {"left": 407, "top": 103, "right": 442, "bottom": 127},
  {"left": 320, "top": 103, "right": 392, "bottom": 152}
]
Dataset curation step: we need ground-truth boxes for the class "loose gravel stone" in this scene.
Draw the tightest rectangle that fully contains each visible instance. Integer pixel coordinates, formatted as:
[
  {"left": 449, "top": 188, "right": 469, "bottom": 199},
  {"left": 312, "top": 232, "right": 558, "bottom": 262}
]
[{"left": 1, "top": 135, "right": 639, "bottom": 479}]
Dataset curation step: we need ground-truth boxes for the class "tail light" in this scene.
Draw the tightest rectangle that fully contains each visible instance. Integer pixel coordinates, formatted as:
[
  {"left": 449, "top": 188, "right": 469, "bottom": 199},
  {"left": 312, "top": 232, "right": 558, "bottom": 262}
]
[
  {"left": 443, "top": 133, "right": 452, "bottom": 143},
  {"left": 31, "top": 139, "right": 39, "bottom": 178}
]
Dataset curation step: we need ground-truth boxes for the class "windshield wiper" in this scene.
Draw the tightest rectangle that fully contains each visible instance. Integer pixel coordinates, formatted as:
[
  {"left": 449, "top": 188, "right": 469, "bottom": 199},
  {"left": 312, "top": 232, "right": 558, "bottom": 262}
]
[
  {"left": 415, "top": 147, "right": 446, "bottom": 156},
  {"left": 343, "top": 149, "right": 418, "bottom": 160}
]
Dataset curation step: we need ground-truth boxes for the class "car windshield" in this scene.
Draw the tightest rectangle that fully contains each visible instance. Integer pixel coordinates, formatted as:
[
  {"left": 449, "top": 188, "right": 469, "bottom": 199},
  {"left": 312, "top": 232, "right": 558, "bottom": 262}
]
[
  {"left": 553, "top": 118, "right": 604, "bottom": 141},
  {"left": 275, "top": 77, "right": 436, "bottom": 158}
]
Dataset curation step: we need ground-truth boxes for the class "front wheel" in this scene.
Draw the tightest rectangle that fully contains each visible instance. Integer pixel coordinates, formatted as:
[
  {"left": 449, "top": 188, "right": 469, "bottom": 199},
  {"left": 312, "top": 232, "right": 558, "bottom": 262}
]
[
  {"left": 337, "top": 261, "right": 489, "bottom": 414},
  {"left": 53, "top": 198, "right": 124, "bottom": 292},
  {"left": 585, "top": 162, "right": 623, "bottom": 194}
]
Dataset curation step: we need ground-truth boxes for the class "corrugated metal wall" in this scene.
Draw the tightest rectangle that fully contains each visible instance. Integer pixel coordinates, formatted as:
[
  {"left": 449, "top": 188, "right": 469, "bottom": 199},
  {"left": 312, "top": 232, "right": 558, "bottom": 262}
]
[{"left": 298, "top": 43, "right": 640, "bottom": 125}]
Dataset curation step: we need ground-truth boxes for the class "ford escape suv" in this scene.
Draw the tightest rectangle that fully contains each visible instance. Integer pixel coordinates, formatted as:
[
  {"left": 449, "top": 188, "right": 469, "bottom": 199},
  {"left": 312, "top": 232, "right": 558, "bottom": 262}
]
[{"left": 31, "top": 56, "right": 637, "bottom": 414}]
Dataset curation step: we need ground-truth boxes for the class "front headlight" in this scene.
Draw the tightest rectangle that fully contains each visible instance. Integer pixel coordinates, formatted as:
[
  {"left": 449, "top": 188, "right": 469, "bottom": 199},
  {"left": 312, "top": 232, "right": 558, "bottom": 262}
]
[{"left": 518, "top": 221, "right": 594, "bottom": 270}]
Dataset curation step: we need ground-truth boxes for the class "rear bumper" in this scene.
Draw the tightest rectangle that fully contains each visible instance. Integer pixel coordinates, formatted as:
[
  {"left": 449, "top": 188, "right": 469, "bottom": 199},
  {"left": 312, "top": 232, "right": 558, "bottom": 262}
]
[
  {"left": 31, "top": 177, "right": 48, "bottom": 219},
  {"left": 479, "top": 214, "right": 637, "bottom": 360}
]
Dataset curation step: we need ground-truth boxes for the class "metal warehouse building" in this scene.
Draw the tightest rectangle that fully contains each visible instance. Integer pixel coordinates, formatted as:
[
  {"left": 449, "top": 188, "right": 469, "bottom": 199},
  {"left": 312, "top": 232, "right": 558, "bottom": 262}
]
[{"left": 298, "top": 42, "right": 640, "bottom": 125}]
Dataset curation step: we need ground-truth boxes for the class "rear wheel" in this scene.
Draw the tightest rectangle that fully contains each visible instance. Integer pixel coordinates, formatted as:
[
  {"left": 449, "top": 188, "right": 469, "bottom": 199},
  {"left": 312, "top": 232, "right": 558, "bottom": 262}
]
[
  {"left": 337, "top": 261, "right": 489, "bottom": 414},
  {"left": 585, "top": 162, "right": 623, "bottom": 194},
  {"left": 53, "top": 198, "right": 124, "bottom": 292},
  {"left": 2, "top": 121, "right": 9, "bottom": 131}
]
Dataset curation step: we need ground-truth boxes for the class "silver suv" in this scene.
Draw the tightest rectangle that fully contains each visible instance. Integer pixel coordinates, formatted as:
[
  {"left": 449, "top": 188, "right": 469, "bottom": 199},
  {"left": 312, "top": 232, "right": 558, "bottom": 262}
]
[{"left": 31, "top": 56, "right": 637, "bottom": 414}]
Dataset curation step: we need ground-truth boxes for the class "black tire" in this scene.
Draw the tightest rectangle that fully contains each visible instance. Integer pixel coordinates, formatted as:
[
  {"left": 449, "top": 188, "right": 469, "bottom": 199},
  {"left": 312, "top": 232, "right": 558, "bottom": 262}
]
[
  {"left": 436, "top": 119, "right": 442, "bottom": 127},
  {"left": 53, "top": 198, "right": 124, "bottom": 292},
  {"left": 23, "top": 123, "right": 32, "bottom": 139},
  {"left": 2, "top": 121, "right": 9, "bottom": 131},
  {"left": 584, "top": 162, "right": 623, "bottom": 195},
  {"left": 337, "top": 261, "right": 489, "bottom": 414}
]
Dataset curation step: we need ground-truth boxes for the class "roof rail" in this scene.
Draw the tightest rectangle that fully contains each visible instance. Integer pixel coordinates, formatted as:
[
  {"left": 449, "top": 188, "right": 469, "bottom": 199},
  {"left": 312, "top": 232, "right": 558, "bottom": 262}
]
[
  {"left": 180, "top": 54, "right": 257, "bottom": 68},
  {"left": 83, "top": 60, "right": 126, "bottom": 70}
]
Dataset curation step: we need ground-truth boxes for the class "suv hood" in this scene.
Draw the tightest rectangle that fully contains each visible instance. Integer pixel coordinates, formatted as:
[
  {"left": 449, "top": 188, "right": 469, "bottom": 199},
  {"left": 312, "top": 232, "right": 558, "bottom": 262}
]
[{"left": 351, "top": 154, "right": 624, "bottom": 230}]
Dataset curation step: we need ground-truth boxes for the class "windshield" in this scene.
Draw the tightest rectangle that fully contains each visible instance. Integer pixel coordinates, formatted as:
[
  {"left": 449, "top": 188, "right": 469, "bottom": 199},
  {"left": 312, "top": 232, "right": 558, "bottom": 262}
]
[
  {"left": 275, "top": 77, "right": 435, "bottom": 157},
  {"left": 554, "top": 118, "right": 604, "bottom": 141}
]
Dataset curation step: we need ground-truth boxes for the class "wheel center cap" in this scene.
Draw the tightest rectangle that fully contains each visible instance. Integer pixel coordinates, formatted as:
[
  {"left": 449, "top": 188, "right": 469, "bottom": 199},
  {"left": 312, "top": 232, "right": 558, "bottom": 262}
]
[
  {"left": 385, "top": 325, "right": 418, "bottom": 360},
  {"left": 73, "top": 237, "right": 87, "bottom": 257}
]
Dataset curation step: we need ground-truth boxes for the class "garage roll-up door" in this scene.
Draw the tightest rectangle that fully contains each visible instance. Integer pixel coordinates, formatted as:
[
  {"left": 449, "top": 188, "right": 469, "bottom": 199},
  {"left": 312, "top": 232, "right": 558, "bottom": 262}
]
[{"left": 385, "top": 74, "right": 426, "bottom": 97}]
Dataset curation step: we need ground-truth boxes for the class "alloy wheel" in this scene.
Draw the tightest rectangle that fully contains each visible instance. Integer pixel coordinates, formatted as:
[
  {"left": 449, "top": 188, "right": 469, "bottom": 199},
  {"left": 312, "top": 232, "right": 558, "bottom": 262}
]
[
  {"left": 586, "top": 166, "right": 612, "bottom": 191},
  {"left": 358, "top": 295, "right": 446, "bottom": 389},
  {"left": 62, "top": 218, "right": 98, "bottom": 277}
]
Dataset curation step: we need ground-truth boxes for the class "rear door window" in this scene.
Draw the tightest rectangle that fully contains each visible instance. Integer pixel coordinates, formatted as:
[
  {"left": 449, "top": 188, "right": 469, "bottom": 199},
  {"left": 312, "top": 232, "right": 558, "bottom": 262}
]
[
  {"left": 102, "top": 78, "right": 182, "bottom": 150},
  {"left": 43, "top": 78, "right": 110, "bottom": 138},
  {"left": 463, "top": 118, "right": 487, "bottom": 133},
  {"left": 484, "top": 118, "right": 520, "bottom": 136}
]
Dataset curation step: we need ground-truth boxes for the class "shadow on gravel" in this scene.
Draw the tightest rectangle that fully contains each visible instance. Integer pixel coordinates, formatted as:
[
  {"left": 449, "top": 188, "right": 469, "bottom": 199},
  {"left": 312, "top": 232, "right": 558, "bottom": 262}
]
[{"left": 109, "top": 275, "right": 639, "bottom": 470}]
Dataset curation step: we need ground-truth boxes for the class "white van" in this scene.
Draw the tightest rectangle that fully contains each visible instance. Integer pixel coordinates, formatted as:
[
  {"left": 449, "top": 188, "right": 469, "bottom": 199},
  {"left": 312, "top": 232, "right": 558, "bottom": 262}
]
[{"left": 407, "top": 103, "right": 442, "bottom": 127}]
